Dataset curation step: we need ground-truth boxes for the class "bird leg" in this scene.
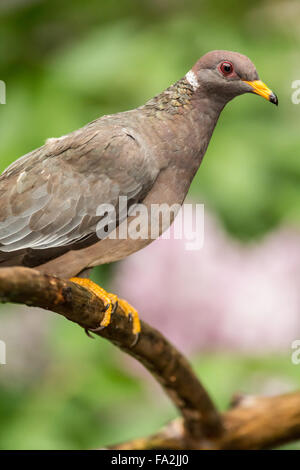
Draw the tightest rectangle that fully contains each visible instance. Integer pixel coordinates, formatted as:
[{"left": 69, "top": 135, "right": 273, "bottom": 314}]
[{"left": 69, "top": 278, "right": 141, "bottom": 343}]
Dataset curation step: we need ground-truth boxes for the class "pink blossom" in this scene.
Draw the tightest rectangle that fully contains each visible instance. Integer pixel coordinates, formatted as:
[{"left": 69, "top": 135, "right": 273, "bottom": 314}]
[{"left": 113, "top": 206, "right": 300, "bottom": 354}]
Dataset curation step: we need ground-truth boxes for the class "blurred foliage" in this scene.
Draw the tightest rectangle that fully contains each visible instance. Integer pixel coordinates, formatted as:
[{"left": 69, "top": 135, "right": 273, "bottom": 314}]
[{"left": 0, "top": 0, "right": 300, "bottom": 449}]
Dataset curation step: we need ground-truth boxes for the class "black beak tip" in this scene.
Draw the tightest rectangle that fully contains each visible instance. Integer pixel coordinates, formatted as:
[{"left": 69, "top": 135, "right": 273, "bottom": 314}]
[{"left": 270, "top": 92, "right": 278, "bottom": 106}]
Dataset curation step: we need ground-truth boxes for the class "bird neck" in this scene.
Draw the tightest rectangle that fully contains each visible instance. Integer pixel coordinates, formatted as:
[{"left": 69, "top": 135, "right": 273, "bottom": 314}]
[
  {"left": 142, "top": 77, "right": 226, "bottom": 117},
  {"left": 142, "top": 77, "right": 195, "bottom": 115},
  {"left": 141, "top": 77, "right": 226, "bottom": 170}
]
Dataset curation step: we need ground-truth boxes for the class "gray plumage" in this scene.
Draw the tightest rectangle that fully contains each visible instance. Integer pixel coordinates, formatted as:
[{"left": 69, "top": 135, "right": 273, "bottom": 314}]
[{"left": 0, "top": 50, "right": 277, "bottom": 278}]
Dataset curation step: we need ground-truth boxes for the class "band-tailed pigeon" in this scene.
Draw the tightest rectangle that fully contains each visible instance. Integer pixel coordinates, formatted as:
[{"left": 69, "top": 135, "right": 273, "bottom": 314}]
[{"left": 0, "top": 50, "right": 278, "bottom": 339}]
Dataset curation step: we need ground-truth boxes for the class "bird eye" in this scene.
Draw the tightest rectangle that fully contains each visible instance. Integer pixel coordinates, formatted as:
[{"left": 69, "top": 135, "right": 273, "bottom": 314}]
[{"left": 220, "top": 61, "right": 233, "bottom": 76}]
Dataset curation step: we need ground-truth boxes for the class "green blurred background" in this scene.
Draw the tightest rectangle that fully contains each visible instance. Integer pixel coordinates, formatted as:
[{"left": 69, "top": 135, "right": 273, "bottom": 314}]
[{"left": 0, "top": 0, "right": 300, "bottom": 449}]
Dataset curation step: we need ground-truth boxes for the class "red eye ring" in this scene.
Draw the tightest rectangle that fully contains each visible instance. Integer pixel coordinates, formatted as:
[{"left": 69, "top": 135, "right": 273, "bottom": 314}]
[{"left": 220, "top": 61, "right": 233, "bottom": 76}]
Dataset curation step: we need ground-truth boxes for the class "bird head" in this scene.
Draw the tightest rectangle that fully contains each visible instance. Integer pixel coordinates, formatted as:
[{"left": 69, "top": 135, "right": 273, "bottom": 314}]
[{"left": 186, "top": 50, "right": 278, "bottom": 106}]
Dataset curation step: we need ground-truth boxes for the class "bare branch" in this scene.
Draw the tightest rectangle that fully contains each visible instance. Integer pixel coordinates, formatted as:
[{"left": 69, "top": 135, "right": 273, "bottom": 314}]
[
  {"left": 112, "top": 391, "right": 300, "bottom": 450},
  {"left": 3, "top": 267, "right": 298, "bottom": 450},
  {"left": 0, "top": 266, "right": 223, "bottom": 446}
]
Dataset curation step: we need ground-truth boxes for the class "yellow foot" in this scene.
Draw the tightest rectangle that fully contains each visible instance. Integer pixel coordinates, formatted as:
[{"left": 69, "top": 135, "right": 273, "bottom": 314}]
[
  {"left": 69, "top": 277, "right": 141, "bottom": 345},
  {"left": 118, "top": 299, "right": 141, "bottom": 337},
  {"left": 70, "top": 277, "right": 117, "bottom": 330}
]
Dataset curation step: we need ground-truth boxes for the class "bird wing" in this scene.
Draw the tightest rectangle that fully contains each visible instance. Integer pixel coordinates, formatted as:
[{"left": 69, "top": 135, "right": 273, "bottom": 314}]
[{"left": 0, "top": 119, "right": 159, "bottom": 266}]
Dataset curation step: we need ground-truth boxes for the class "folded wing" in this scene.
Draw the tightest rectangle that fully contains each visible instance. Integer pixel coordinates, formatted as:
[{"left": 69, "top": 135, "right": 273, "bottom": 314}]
[{"left": 0, "top": 119, "right": 158, "bottom": 267}]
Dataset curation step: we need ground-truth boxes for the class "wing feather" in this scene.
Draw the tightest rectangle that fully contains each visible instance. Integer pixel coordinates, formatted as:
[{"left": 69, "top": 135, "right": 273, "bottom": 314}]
[{"left": 0, "top": 118, "right": 159, "bottom": 266}]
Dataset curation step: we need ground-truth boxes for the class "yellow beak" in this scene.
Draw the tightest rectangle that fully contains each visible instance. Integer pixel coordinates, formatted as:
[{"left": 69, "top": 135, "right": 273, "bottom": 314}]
[{"left": 243, "top": 79, "right": 278, "bottom": 105}]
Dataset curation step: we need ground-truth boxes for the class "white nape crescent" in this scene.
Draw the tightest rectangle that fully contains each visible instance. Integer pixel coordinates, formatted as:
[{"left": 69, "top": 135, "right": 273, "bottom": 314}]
[{"left": 185, "top": 70, "right": 199, "bottom": 90}]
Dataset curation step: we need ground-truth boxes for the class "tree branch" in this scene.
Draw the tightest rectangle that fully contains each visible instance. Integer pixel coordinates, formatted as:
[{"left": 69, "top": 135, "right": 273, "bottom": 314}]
[
  {"left": 112, "top": 391, "right": 300, "bottom": 450},
  {"left": 0, "top": 266, "right": 222, "bottom": 446},
  {"left": 2, "top": 267, "right": 299, "bottom": 450}
]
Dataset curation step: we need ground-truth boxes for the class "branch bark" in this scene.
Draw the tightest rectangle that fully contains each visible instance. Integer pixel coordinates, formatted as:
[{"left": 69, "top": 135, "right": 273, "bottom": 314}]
[
  {"left": 0, "top": 266, "right": 222, "bottom": 446},
  {"left": 112, "top": 391, "right": 300, "bottom": 450},
  {"left": 1, "top": 267, "right": 300, "bottom": 450}
]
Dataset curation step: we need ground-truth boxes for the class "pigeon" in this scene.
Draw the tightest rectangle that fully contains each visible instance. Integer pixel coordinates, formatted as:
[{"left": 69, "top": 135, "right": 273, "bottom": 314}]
[{"left": 0, "top": 50, "right": 278, "bottom": 338}]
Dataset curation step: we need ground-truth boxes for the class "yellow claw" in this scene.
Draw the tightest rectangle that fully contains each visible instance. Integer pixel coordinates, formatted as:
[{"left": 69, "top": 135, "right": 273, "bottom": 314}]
[
  {"left": 70, "top": 277, "right": 115, "bottom": 328},
  {"left": 118, "top": 299, "right": 141, "bottom": 336},
  {"left": 69, "top": 278, "right": 141, "bottom": 343}
]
